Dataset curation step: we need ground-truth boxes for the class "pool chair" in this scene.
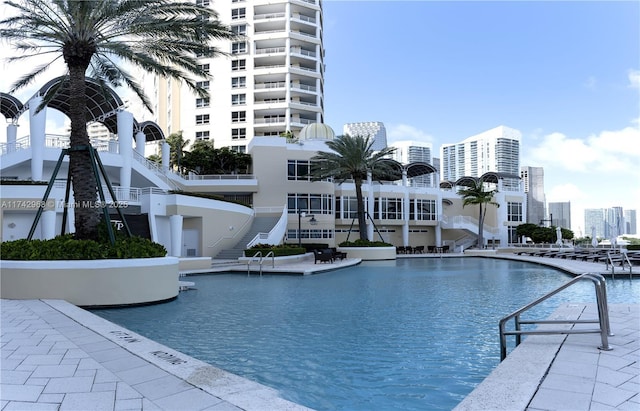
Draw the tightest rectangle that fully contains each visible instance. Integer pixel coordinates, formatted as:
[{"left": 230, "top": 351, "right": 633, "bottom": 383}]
[
  {"left": 414, "top": 246, "right": 425, "bottom": 254},
  {"left": 427, "top": 245, "right": 436, "bottom": 254},
  {"left": 313, "top": 249, "right": 334, "bottom": 264},
  {"left": 330, "top": 247, "right": 348, "bottom": 261}
]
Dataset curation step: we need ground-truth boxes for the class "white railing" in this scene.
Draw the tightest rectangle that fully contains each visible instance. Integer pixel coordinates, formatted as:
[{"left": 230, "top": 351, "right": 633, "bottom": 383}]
[
  {"left": 254, "top": 12, "right": 286, "bottom": 20},
  {"left": 291, "top": 30, "right": 316, "bottom": 38},
  {"left": 186, "top": 174, "right": 255, "bottom": 181},
  {"left": 255, "top": 47, "right": 286, "bottom": 55},
  {"left": 290, "top": 47, "right": 316, "bottom": 57},
  {"left": 441, "top": 215, "right": 500, "bottom": 236},
  {"left": 291, "top": 84, "right": 317, "bottom": 92},
  {"left": 255, "top": 82, "right": 286, "bottom": 89},
  {"left": 290, "top": 65, "right": 317, "bottom": 72},
  {"left": 255, "top": 117, "right": 286, "bottom": 124},
  {"left": 254, "top": 64, "right": 286, "bottom": 70},
  {"left": 246, "top": 205, "right": 288, "bottom": 248},
  {"left": 292, "top": 14, "right": 316, "bottom": 23},
  {"left": 132, "top": 151, "right": 179, "bottom": 189}
]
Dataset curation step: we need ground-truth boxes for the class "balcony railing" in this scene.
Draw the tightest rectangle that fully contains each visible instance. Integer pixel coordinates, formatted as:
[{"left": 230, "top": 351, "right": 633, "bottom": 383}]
[
  {"left": 255, "top": 81, "right": 286, "bottom": 89},
  {"left": 254, "top": 12, "right": 286, "bottom": 20},
  {"left": 255, "top": 47, "right": 286, "bottom": 55}
]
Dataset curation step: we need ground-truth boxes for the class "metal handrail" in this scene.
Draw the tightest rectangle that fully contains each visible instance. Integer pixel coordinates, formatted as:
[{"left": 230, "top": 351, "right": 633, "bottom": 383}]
[
  {"left": 247, "top": 251, "right": 275, "bottom": 276},
  {"left": 606, "top": 251, "right": 633, "bottom": 278},
  {"left": 499, "top": 273, "right": 613, "bottom": 361}
]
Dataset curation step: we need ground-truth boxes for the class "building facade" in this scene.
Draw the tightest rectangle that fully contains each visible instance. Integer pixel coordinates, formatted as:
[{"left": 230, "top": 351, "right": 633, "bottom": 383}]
[
  {"left": 343, "top": 122, "right": 388, "bottom": 151},
  {"left": 520, "top": 166, "right": 546, "bottom": 226},
  {"left": 153, "top": 0, "right": 325, "bottom": 152},
  {"left": 441, "top": 125, "right": 521, "bottom": 190},
  {"left": 548, "top": 201, "right": 571, "bottom": 229},
  {"left": 624, "top": 209, "right": 637, "bottom": 235},
  {"left": 390, "top": 141, "right": 436, "bottom": 188}
]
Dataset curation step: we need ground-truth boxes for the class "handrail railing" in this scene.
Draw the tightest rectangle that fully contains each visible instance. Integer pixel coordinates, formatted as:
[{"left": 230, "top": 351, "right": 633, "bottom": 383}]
[
  {"left": 247, "top": 251, "right": 275, "bottom": 276},
  {"left": 606, "top": 251, "right": 633, "bottom": 278},
  {"left": 499, "top": 273, "right": 612, "bottom": 361}
]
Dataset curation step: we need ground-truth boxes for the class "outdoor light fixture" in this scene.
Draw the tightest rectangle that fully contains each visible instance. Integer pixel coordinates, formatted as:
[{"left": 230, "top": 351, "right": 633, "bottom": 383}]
[{"left": 298, "top": 210, "right": 318, "bottom": 246}]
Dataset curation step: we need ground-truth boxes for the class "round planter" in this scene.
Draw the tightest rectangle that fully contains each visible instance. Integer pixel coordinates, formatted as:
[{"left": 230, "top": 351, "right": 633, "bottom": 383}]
[
  {"left": 0, "top": 257, "right": 179, "bottom": 307},
  {"left": 336, "top": 246, "right": 396, "bottom": 261}
]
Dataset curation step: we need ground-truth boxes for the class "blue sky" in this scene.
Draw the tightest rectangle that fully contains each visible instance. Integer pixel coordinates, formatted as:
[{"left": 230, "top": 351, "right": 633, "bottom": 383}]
[
  {"left": 1, "top": 1, "right": 638, "bottom": 236},
  {"left": 322, "top": 1, "right": 640, "bottom": 235}
]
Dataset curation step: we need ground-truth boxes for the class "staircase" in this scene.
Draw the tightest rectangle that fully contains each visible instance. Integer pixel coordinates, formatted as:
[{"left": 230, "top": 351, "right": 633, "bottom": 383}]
[{"left": 214, "top": 216, "right": 280, "bottom": 260}]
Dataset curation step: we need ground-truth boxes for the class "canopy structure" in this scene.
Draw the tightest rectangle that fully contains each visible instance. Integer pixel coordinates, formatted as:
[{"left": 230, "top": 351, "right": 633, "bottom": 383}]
[{"left": 0, "top": 92, "right": 24, "bottom": 121}]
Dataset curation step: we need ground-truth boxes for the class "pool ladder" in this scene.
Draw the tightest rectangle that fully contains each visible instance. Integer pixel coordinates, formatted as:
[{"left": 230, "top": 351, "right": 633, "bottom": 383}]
[
  {"left": 247, "top": 251, "right": 274, "bottom": 276},
  {"left": 499, "top": 272, "right": 613, "bottom": 361}
]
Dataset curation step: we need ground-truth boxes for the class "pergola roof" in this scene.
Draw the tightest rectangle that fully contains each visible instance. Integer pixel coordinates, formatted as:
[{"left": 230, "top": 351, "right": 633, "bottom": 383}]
[
  {"left": 138, "top": 121, "right": 165, "bottom": 142},
  {"left": 479, "top": 171, "right": 521, "bottom": 183},
  {"left": 0, "top": 92, "right": 24, "bottom": 120},
  {"left": 405, "top": 162, "right": 438, "bottom": 178},
  {"left": 38, "top": 76, "right": 124, "bottom": 128}
]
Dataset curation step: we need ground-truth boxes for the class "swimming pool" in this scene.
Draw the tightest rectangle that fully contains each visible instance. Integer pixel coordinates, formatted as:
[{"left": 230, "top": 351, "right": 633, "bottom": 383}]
[{"left": 93, "top": 257, "right": 639, "bottom": 410}]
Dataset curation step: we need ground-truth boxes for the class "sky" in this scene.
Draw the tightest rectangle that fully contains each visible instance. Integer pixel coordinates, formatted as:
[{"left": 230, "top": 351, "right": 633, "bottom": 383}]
[
  {"left": 1, "top": 0, "right": 639, "bottom": 237},
  {"left": 321, "top": 0, "right": 640, "bottom": 236}
]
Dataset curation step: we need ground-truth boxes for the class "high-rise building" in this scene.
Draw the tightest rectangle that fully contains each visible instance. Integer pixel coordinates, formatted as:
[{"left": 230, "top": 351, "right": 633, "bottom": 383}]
[
  {"left": 520, "top": 166, "right": 546, "bottom": 226},
  {"left": 390, "top": 141, "right": 436, "bottom": 187},
  {"left": 624, "top": 209, "right": 637, "bottom": 235},
  {"left": 440, "top": 125, "right": 521, "bottom": 190},
  {"left": 585, "top": 208, "right": 605, "bottom": 239},
  {"left": 606, "top": 207, "right": 624, "bottom": 239},
  {"left": 548, "top": 201, "right": 571, "bottom": 229},
  {"left": 152, "top": 0, "right": 325, "bottom": 152},
  {"left": 343, "top": 122, "right": 388, "bottom": 151}
]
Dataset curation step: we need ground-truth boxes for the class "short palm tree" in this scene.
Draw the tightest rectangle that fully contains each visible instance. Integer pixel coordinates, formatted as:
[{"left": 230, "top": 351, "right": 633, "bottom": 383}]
[
  {"left": 0, "top": 0, "right": 235, "bottom": 240},
  {"left": 458, "top": 179, "right": 499, "bottom": 248},
  {"left": 310, "top": 135, "right": 398, "bottom": 241}
]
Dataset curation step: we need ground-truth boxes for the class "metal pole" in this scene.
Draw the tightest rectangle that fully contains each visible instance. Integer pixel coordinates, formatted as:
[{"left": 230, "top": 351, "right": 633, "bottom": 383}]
[{"left": 298, "top": 210, "right": 302, "bottom": 247}]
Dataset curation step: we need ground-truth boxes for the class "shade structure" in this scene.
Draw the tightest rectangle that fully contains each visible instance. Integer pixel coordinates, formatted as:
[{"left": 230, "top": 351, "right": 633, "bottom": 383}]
[{"left": 591, "top": 226, "right": 598, "bottom": 248}]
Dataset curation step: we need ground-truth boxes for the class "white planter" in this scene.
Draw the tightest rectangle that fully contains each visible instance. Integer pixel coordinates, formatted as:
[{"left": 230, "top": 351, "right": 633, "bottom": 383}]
[
  {"left": 337, "top": 246, "right": 396, "bottom": 261},
  {"left": 0, "top": 257, "right": 179, "bottom": 307}
]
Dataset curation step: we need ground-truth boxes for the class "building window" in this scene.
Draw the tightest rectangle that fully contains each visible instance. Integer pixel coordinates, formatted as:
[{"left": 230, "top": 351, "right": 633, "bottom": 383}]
[
  {"left": 288, "top": 193, "right": 333, "bottom": 215},
  {"left": 335, "top": 196, "right": 366, "bottom": 220},
  {"left": 195, "top": 114, "right": 210, "bottom": 125},
  {"left": 231, "top": 41, "right": 247, "bottom": 54},
  {"left": 231, "top": 76, "right": 246, "bottom": 88},
  {"left": 195, "top": 97, "right": 209, "bottom": 108},
  {"left": 231, "top": 94, "right": 246, "bottom": 105},
  {"left": 376, "top": 198, "right": 403, "bottom": 220},
  {"left": 196, "top": 0, "right": 210, "bottom": 6},
  {"left": 231, "top": 8, "right": 245, "bottom": 20},
  {"left": 196, "top": 63, "right": 210, "bottom": 74},
  {"left": 195, "top": 80, "right": 209, "bottom": 89},
  {"left": 195, "top": 47, "right": 210, "bottom": 58},
  {"left": 287, "top": 228, "right": 333, "bottom": 241},
  {"left": 508, "top": 202, "right": 523, "bottom": 222},
  {"left": 231, "top": 25, "right": 246, "bottom": 35},
  {"left": 231, "top": 111, "right": 246, "bottom": 123},
  {"left": 195, "top": 131, "right": 210, "bottom": 141},
  {"left": 231, "top": 145, "right": 246, "bottom": 153},
  {"left": 231, "top": 59, "right": 246, "bottom": 71},
  {"left": 231, "top": 128, "right": 246, "bottom": 139},
  {"left": 410, "top": 199, "right": 436, "bottom": 221}
]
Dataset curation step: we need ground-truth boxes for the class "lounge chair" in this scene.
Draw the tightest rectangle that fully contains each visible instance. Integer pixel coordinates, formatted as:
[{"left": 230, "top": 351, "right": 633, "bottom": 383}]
[
  {"left": 427, "top": 245, "right": 436, "bottom": 254},
  {"left": 330, "top": 247, "right": 347, "bottom": 260},
  {"left": 414, "top": 246, "right": 424, "bottom": 254},
  {"left": 313, "top": 249, "right": 334, "bottom": 264}
]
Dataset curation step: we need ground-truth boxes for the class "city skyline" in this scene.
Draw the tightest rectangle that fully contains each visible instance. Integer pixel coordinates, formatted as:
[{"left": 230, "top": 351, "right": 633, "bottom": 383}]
[{"left": 1, "top": 1, "right": 638, "bottom": 237}]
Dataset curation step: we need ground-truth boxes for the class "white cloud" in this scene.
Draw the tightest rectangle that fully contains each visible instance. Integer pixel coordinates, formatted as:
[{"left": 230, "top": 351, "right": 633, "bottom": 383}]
[
  {"left": 386, "top": 123, "right": 435, "bottom": 145},
  {"left": 629, "top": 69, "right": 640, "bottom": 89}
]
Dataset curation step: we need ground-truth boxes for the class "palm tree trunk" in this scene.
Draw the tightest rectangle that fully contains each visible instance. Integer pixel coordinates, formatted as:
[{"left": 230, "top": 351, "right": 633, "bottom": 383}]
[
  {"left": 67, "top": 65, "right": 99, "bottom": 240},
  {"left": 354, "top": 177, "right": 368, "bottom": 241},
  {"left": 477, "top": 203, "right": 484, "bottom": 248}
]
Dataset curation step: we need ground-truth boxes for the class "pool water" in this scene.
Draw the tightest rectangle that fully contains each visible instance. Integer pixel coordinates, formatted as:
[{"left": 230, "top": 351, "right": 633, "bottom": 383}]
[{"left": 93, "top": 258, "right": 639, "bottom": 411}]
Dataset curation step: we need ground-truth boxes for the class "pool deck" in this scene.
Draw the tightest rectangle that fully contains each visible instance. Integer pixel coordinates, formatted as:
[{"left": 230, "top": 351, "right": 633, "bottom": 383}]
[{"left": 1, "top": 253, "right": 639, "bottom": 410}]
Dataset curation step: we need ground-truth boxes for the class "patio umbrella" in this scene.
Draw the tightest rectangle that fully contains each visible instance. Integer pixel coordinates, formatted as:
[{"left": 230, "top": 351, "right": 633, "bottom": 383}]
[
  {"left": 556, "top": 226, "right": 562, "bottom": 246},
  {"left": 591, "top": 226, "right": 598, "bottom": 249}
]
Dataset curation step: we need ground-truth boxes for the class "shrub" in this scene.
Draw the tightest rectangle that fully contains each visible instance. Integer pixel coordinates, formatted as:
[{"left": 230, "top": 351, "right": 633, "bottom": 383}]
[
  {"left": 338, "top": 239, "right": 393, "bottom": 247},
  {"left": 0, "top": 234, "right": 167, "bottom": 260}
]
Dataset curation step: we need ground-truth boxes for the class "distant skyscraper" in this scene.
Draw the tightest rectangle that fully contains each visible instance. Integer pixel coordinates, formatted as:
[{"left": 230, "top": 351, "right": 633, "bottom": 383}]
[
  {"left": 624, "top": 210, "right": 637, "bottom": 235},
  {"left": 606, "top": 207, "right": 624, "bottom": 238},
  {"left": 585, "top": 208, "right": 605, "bottom": 239},
  {"left": 343, "top": 121, "right": 388, "bottom": 151},
  {"left": 548, "top": 201, "right": 571, "bottom": 229},
  {"left": 440, "top": 125, "right": 521, "bottom": 189},
  {"left": 390, "top": 141, "right": 436, "bottom": 187},
  {"left": 520, "top": 166, "right": 545, "bottom": 225}
]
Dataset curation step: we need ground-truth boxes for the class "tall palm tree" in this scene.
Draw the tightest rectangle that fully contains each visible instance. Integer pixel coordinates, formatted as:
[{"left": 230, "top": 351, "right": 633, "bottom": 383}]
[
  {"left": 310, "top": 135, "right": 398, "bottom": 241},
  {"left": 458, "top": 179, "right": 500, "bottom": 249},
  {"left": 0, "top": 0, "right": 235, "bottom": 240}
]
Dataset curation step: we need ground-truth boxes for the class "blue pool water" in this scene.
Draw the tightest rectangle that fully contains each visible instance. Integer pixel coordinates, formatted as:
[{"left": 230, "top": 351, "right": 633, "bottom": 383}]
[{"left": 93, "top": 258, "right": 639, "bottom": 411}]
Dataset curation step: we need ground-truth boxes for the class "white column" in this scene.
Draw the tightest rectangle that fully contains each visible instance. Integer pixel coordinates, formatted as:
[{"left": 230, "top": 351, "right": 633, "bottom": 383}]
[
  {"left": 41, "top": 210, "right": 57, "bottom": 239},
  {"left": 435, "top": 224, "right": 442, "bottom": 247},
  {"left": 402, "top": 170, "right": 409, "bottom": 247},
  {"left": 366, "top": 172, "right": 374, "bottom": 240},
  {"left": 162, "top": 141, "right": 170, "bottom": 171},
  {"left": 117, "top": 111, "right": 134, "bottom": 190},
  {"left": 29, "top": 96, "right": 46, "bottom": 181},
  {"left": 135, "top": 131, "right": 146, "bottom": 157},
  {"left": 6, "top": 124, "right": 17, "bottom": 152},
  {"left": 169, "top": 214, "right": 183, "bottom": 257}
]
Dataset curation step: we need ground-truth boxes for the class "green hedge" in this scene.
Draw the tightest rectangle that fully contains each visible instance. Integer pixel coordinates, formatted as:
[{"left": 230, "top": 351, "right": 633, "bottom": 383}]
[
  {"left": 0, "top": 235, "right": 167, "bottom": 260},
  {"left": 338, "top": 239, "right": 393, "bottom": 247}
]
